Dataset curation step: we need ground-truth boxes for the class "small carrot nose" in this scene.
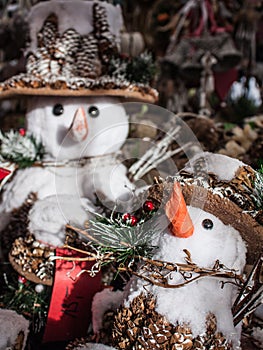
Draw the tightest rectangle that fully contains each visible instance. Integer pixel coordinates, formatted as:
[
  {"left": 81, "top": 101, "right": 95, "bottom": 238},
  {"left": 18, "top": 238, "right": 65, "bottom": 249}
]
[
  {"left": 69, "top": 107, "right": 88, "bottom": 142},
  {"left": 165, "top": 182, "right": 194, "bottom": 238}
]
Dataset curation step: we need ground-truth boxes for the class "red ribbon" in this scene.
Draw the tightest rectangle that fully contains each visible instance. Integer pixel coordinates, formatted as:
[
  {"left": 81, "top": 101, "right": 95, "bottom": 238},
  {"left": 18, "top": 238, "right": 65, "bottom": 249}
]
[
  {"left": 0, "top": 167, "right": 11, "bottom": 181},
  {"left": 43, "top": 248, "right": 102, "bottom": 343}
]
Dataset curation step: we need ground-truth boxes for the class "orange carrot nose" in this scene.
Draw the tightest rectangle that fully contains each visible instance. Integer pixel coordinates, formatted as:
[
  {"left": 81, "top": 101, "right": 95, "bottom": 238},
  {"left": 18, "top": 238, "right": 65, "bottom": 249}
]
[
  {"left": 165, "top": 182, "right": 194, "bottom": 238},
  {"left": 69, "top": 107, "right": 88, "bottom": 142}
]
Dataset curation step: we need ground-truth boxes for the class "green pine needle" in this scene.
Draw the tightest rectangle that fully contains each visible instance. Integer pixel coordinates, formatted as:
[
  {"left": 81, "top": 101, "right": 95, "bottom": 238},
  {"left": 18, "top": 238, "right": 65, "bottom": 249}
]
[
  {"left": 0, "top": 274, "right": 50, "bottom": 333},
  {"left": 83, "top": 213, "right": 159, "bottom": 266},
  {"left": 109, "top": 52, "right": 156, "bottom": 85},
  {"left": 0, "top": 130, "right": 45, "bottom": 168}
]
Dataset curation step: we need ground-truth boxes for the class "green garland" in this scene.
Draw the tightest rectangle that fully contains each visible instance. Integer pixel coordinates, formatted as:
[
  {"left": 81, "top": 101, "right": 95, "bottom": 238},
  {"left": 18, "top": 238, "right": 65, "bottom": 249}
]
[
  {"left": 0, "top": 273, "right": 50, "bottom": 334},
  {"left": 0, "top": 130, "right": 45, "bottom": 168},
  {"left": 109, "top": 52, "right": 157, "bottom": 85}
]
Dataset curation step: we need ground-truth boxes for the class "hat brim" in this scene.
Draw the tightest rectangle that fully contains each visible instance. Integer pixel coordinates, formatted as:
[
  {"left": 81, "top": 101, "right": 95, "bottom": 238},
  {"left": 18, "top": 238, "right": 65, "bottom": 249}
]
[
  {"left": 182, "top": 184, "right": 263, "bottom": 265},
  {"left": 0, "top": 86, "right": 158, "bottom": 103}
]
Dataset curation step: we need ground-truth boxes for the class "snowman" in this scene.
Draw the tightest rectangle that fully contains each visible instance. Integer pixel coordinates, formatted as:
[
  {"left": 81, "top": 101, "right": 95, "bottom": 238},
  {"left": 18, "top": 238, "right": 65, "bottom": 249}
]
[
  {"left": 74, "top": 152, "right": 262, "bottom": 350},
  {"left": 0, "top": 0, "right": 158, "bottom": 247}
]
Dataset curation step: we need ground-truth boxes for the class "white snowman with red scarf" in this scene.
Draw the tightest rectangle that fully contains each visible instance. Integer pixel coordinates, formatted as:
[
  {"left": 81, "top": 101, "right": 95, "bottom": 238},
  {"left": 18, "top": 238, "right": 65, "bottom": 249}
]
[{"left": 0, "top": 0, "right": 157, "bottom": 247}]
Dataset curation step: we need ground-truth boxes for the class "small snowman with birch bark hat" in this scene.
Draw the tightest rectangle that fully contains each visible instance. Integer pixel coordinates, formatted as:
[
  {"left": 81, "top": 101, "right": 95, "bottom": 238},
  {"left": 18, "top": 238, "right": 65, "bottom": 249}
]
[
  {"left": 70, "top": 152, "right": 262, "bottom": 350},
  {"left": 0, "top": 0, "right": 158, "bottom": 248}
]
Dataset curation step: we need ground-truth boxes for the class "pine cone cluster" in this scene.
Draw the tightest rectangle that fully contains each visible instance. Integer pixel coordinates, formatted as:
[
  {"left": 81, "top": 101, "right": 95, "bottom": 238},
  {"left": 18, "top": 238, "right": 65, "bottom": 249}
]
[
  {"left": 112, "top": 293, "right": 232, "bottom": 350},
  {"left": 112, "top": 293, "right": 194, "bottom": 350},
  {"left": 26, "top": 3, "right": 118, "bottom": 81}
]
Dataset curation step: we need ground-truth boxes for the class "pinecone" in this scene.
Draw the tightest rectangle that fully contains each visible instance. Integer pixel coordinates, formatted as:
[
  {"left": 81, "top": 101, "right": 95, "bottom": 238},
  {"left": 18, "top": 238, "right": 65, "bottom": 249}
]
[
  {"left": 61, "top": 28, "right": 81, "bottom": 57},
  {"left": 186, "top": 117, "right": 220, "bottom": 152},
  {"left": 37, "top": 14, "right": 58, "bottom": 54},
  {"left": 93, "top": 3, "right": 118, "bottom": 65},
  {"left": 54, "top": 29, "right": 80, "bottom": 66},
  {"left": 93, "top": 3, "right": 110, "bottom": 38},
  {"left": 35, "top": 47, "right": 52, "bottom": 77},
  {"left": 0, "top": 193, "right": 37, "bottom": 256},
  {"left": 76, "top": 35, "right": 101, "bottom": 79},
  {"left": 26, "top": 53, "right": 38, "bottom": 75},
  {"left": 111, "top": 293, "right": 233, "bottom": 350},
  {"left": 10, "top": 234, "right": 54, "bottom": 282},
  {"left": 112, "top": 293, "right": 193, "bottom": 350}
]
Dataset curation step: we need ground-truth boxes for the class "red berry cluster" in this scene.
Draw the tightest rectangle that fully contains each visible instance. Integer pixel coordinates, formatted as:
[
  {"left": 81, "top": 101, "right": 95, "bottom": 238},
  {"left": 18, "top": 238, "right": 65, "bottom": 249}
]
[{"left": 122, "top": 200, "right": 155, "bottom": 226}]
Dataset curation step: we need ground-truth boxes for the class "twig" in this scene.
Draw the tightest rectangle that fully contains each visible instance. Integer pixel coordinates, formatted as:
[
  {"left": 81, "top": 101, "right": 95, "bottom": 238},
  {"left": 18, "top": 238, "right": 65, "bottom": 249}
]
[
  {"left": 232, "top": 256, "right": 263, "bottom": 326},
  {"left": 66, "top": 224, "right": 101, "bottom": 245}
]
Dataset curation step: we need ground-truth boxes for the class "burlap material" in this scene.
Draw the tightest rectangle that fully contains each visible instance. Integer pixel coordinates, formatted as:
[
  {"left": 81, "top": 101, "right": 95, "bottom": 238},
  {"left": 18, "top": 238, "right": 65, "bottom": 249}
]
[{"left": 181, "top": 184, "right": 263, "bottom": 265}]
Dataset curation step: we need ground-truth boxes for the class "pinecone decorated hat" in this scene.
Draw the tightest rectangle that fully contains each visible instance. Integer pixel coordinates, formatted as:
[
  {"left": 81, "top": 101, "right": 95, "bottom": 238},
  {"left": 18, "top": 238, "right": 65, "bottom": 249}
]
[
  {"left": 0, "top": 0, "right": 158, "bottom": 103},
  {"left": 172, "top": 152, "right": 263, "bottom": 264}
]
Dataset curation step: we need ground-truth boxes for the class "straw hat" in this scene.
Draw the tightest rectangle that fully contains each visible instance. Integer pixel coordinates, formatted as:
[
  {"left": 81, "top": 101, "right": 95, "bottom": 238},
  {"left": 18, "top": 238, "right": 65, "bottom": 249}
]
[{"left": 0, "top": 0, "right": 158, "bottom": 103}]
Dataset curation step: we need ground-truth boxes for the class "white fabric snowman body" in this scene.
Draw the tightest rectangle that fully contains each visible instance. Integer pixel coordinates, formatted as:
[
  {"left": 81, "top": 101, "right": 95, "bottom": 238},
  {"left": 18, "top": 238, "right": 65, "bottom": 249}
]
[{"left": 0, "top": 96, "right": 134, "bottom": 246}]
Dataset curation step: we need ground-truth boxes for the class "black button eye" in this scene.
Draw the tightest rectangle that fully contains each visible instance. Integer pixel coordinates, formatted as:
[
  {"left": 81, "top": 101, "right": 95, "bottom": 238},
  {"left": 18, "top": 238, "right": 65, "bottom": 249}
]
[
  {"left": 53, "top": 104, "right": 64, "bottom": 116},
  {"left": 88, "top": 105, "right": 99, "bottom": 118},
  {"left": 202, "top": 219, "right": 213, "bottom": 230}
]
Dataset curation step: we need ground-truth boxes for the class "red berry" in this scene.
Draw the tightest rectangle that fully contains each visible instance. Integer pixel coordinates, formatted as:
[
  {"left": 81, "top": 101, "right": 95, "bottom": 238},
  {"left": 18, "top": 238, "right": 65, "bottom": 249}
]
[
  {"left": 19, "top": 128, "right": 26, "bottom": 136},
  {"left": 122, "top": 213, "right": 131, "bottom": 222},
  {"left": 143, "top": 200, "right": 155, "bottom": 212},
  {"left": 130, "top": 215, "right": 138, "bottom": 226},
  {"left": 18, "top": 275, "right": 27, "bottom": 284}
]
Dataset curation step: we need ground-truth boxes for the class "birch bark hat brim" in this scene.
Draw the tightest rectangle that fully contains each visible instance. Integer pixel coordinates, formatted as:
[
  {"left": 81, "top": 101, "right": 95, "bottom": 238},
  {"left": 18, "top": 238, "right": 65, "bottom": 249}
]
[
  {"left": 174, "top": 152, "right": 263, "bottom": 264},
  {"left": 0, "top": 0, "right": 158, "bottom": 103}
]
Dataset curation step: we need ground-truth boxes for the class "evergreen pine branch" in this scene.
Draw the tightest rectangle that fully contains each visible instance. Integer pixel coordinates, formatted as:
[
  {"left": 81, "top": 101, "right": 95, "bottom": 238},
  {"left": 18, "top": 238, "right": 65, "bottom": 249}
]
[
  {"left": 0, "top": 130, "right": 45, "bottom": 168},
  {"left": 88, "top": 215, "right": 158, "bottom": 257},
  {"left": 0, "top": 274, "right": 50, "bottom": 333},
  {"left": 68, "top": 211, "right": 159, "bottom": 268},
  {"left": 109, "top": 52, "right": 156, "bottom": 85}
]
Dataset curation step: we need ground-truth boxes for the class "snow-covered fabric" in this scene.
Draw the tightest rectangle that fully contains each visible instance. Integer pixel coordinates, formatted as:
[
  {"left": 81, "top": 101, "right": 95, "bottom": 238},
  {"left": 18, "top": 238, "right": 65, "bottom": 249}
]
[
  {"left": 184, "top": 151, "right": 244, "bottom": 181},
  {"left": 0, "top": 309, "right": 29, "bottom": 350}
]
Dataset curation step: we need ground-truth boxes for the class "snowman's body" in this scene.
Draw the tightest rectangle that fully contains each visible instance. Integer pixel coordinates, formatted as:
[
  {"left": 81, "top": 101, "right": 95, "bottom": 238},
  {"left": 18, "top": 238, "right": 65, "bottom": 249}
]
[
  {"left": 124, "top": 206, "right": 246, "bottom": 341},
  {"left": 91, "top": 206, "right": 247, "bottom": 349},
  {"left": 0, "top": 96, "right": 134, "bottom": 245},
  {"left": 90, "top": 153, "right": 251, "bottom": 348}
]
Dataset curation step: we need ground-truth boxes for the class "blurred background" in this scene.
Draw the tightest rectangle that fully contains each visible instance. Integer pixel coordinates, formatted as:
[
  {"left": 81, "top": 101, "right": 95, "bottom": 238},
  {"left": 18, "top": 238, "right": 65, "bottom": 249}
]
[{"left": 0, "top": 0, "right": 263, "bottom": 170}]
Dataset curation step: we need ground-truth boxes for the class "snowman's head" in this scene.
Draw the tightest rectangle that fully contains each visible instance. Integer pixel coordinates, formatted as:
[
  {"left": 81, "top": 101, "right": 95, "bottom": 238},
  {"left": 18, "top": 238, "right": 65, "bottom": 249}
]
[
  {"left": 164, "top": 205, "right": 247, "bottom": 271},
  {"left": 163, "top": 182, "right": 247, "bottom": 271},
  {"left": 162, "top": 152, "right": 263, "bottom": 265},
  {"left": 26, "top": 96, "right": 129, "bottom": 160}
]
